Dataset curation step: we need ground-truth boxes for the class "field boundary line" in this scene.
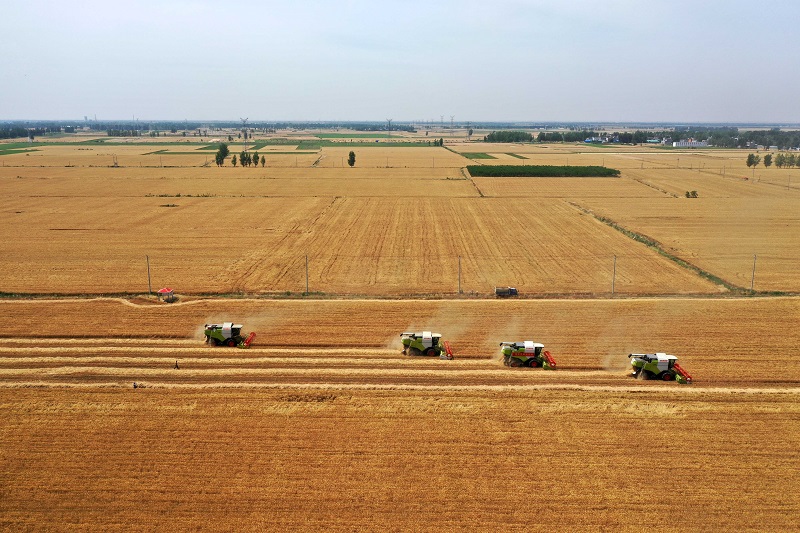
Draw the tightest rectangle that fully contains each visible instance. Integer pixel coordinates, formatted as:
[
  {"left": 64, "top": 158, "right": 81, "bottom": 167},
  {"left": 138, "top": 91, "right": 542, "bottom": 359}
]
[
  {"left": 567, "top": 201, "right": 743, "bottom": 292},
  {"left": 2, "top": 381, "right": 798, "bottom": 394},
  {"left": 629, "top": 177, "right": 679, "bottom": 198},
  {"left": 461, "top": 167, "right": 486, "bottom": 197}
]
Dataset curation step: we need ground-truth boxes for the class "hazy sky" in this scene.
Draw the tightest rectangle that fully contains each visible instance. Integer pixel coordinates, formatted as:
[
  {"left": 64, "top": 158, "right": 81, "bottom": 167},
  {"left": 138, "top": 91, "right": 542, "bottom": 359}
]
[{"left": 2, "top": 0, "right": 799, "bottom": 122}]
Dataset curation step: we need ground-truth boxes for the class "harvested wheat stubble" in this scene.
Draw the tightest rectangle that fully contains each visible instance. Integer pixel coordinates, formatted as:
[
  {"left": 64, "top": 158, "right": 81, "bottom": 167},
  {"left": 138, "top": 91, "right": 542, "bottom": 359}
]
[{"left": 0, "top": 387, "right": 797, "bottom": 531}]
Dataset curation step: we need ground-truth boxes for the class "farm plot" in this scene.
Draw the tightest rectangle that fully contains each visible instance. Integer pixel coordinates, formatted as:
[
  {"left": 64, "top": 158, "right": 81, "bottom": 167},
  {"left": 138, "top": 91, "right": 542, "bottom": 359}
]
[
  {"left": 1, "top": 297, "right": 797, "bottom": 385},
  {"left": 310, "top": 146, "right": 469, "bottom": 168},
  {"left": 473, "top": 176, "right": 664, "bottom": 198},
  {"left": 1, "top": 387, "right": 797, "bottom": 531},
  {"left": 0, "top": 186, "right": 719, "bottom": 295},
  {"left": 580, "top": 196, "right": 800, "bottom": 291},
  {"left": 621, "top": 168, "right": 800, "bottom": 198},
  {"left": 215, "top": 197, "right": 720, "bottom": 295},
  {"left": 0, "top": 167, "right": 474, "bottom": 198},
  {"left": 0, "top": 297, "right": 799, "bottom": 530},
  {"left": 0, "top": 143, "right": 211, "bottom": 168},
  {"left": 0, "top": 196, "right": 335, "bottom": 293}
]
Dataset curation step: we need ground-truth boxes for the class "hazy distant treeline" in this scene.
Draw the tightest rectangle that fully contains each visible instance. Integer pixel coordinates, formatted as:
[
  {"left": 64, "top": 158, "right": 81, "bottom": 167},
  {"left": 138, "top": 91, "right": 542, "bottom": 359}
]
[{"left": 0, "top": 126, "right": 63, "bottom": 139}]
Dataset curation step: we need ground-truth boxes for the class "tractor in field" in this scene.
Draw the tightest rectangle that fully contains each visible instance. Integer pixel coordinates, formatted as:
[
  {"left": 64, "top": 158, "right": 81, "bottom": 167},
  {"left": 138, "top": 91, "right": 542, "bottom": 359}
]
[
  {"left": 500, "top": 341, "right": 557, "bottom": 368},
  {"left": 628, "top": 353, "right": 692, "bottom": 384},
  {"left": 204, "top": 322, "right": 256, "bottom": 348},
  {"left": 400, "top": 331, "right": 454, "bottom": 359}
]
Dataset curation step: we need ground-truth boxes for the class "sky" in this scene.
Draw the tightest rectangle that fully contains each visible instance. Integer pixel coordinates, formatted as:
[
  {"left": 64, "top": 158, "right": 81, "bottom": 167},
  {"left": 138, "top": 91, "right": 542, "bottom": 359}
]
[{"left": 1, "top": 0, "right": 799, "bottom": 123}]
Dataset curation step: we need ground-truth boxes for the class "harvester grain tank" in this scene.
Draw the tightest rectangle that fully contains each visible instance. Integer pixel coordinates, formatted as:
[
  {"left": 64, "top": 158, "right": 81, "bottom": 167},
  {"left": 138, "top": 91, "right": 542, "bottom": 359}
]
[
  {"left": 400, "top": 331, "right": 454, "bottom": 359},
  {"left": 204, "top": 322, "right": 256, "bottom": 348},
  {"left": 628, "top": 353, "right": 692, "bottom": 384},
  {"left": 500, "top": 341, "right": 557, "bottom": 368}
]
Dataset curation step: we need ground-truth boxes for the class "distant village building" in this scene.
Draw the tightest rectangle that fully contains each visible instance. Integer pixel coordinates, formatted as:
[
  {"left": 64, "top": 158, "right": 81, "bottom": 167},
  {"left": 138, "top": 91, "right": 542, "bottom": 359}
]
[{"left": 672, "top": 139, "right": 709, "bottom": 148}]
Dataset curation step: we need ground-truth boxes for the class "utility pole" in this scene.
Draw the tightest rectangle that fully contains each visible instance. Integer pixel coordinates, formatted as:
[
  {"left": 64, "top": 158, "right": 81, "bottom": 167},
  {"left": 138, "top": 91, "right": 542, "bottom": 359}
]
[
  {"left": 146, "top": 255, "right": 152, "bottom": 294},
  {"left": 611, "top": 255, "right": 617, "bottom": 296},
  {"left": 750, "top": 254, "right": 757, "bottom": 291},
  {"left": 240, "top": 117, "right": 249, "bottom": 153},
  {"left": 458, "top": 256, "right": 462, "bottom": 294},
  {"left": 305, "top": 255, "right": 309, "bottom": 294}
]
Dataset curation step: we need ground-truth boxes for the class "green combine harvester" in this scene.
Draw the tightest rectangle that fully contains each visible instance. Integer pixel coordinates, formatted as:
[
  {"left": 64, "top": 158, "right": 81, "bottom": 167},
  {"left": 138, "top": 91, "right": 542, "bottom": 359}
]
[
  {"left": 204, "top": 322, "right": 256, "bottom": 348},
  {"left": 628, "top": 353, "right": 692, "bottom": 384},
  {"left": 400, "top": 331, "right": 454, "bottom": 359},
  {"left": 500, "top": 341, "right": 557, "bottom": 368}
]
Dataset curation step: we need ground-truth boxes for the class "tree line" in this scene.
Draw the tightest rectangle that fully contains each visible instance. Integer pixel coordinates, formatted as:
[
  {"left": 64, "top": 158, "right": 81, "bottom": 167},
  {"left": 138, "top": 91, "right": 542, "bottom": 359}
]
[
  {"left": 484, "top": 131, "right": 533, "bottom": 143},
  {"left": 467, "top": 165, "right": 620, "bottom": 177},
  {"left": 0, "top": 126, "right": 59, "bottom": 139},
  {"left": 213, "top": 143, "right": 266, "bottom": 167},
  {"left": 748, "top": 152, "right": 800, "bottom": 168},
  {"left": 538, "top": 130, "right": 602, "bottom": 142}
]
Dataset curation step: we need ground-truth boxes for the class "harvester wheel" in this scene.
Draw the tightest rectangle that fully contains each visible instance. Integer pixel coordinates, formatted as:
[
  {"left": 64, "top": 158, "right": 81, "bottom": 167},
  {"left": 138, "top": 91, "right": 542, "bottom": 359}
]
[
  {"left": 226, "top": 338, "right": 236, "bottom": 347},
  {"left": 407, "top": 347, "right": 423, "bottom": 356},
  {"left": 660, "top": 372, "right": 673, "bottom": 381},
  {"left": 425, "top": 348, "right": 436, "bottom": 357},
  {"left": 508, "top": 358, "right": 524, "bottom": 368},
  {"left": 527, "top": 360, "right": 539, "bottom": 368}
]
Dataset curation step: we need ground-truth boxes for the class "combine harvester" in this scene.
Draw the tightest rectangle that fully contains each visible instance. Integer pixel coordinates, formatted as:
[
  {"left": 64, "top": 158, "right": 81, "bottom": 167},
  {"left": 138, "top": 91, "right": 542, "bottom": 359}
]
[
  {"left": 400, "top": 331, "right": 454, "bottom": 360},
  {"left": 500, "top": 341, "right": 557, "bottom": 368},
  {"left": 204, "top": 322, "right": 256, "bottom": 348},
  {"left": 628, "top": 353, "right": 692, "bottom": 384}
]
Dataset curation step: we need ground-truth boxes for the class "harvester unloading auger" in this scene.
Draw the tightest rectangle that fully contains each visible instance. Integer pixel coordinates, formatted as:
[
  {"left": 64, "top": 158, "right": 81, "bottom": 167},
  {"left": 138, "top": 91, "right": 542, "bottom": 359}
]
[
  {"left": 400, "top": 332, "right": 454, "bottom": 360},
  {"left": 628, "top": 353, "right": 692, "bottom": 384},
  {"left": 500, "top": 341, "right": 557, "bottom": 368},
  {"left": 204, "top": 322, "right": 256, "bottom": 348}
]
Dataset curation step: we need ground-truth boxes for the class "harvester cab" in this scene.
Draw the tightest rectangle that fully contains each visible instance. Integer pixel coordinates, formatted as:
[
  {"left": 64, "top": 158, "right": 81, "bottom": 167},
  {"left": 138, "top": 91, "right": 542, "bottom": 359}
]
[
  {"left": 204, "top": 322, "right": 256, "bottom": 348},
  {"left": 500, "top": 341, "right": 557, "bottom": 369},
  {"left": 628, "top": 353, "right": 692, "bottom": 384},
  {"left": 400, "top": 331, "right": 454, "bottom": 359}
]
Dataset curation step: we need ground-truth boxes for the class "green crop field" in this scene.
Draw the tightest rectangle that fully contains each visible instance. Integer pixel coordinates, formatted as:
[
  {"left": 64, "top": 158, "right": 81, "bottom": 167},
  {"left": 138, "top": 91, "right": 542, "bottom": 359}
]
[
  {"left": 316, "top": 133, "right": 394, "bottom": 139},
  {"left": 467, "top": 165, "right": 621, "bottom": 177},
  {"left": 462, "top": 152, "right": 497, "bottom": 159}
]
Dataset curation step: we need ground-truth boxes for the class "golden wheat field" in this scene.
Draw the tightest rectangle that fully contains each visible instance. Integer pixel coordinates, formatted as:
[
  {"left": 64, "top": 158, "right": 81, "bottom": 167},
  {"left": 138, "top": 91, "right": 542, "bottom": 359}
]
[
  {"left": 1, "top": 137, "right": 799, "bottom": 530},
  {"left": 1, "top": 298, "right": 799, "bottom": 530},
  {"left": 7, "top": 141, "right": 798, "bottom": 295}
]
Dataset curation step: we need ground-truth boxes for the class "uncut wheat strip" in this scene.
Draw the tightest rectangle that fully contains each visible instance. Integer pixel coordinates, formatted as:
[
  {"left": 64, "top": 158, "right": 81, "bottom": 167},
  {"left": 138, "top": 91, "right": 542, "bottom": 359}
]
[
  {"left": 0, "top": 380, "right": 797, "bottom": 395},
  {"left": 0, "top": 366, "right": 592, "bottom": 378},
  {"left": 0, "top": 346, "right": 395, "bottom": 356},
  {"left": 0, "top": 338, "right": 202, "bottom": 346},
  {"left": 0, "top": 356, "right": 499, "bottom": 367}
]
